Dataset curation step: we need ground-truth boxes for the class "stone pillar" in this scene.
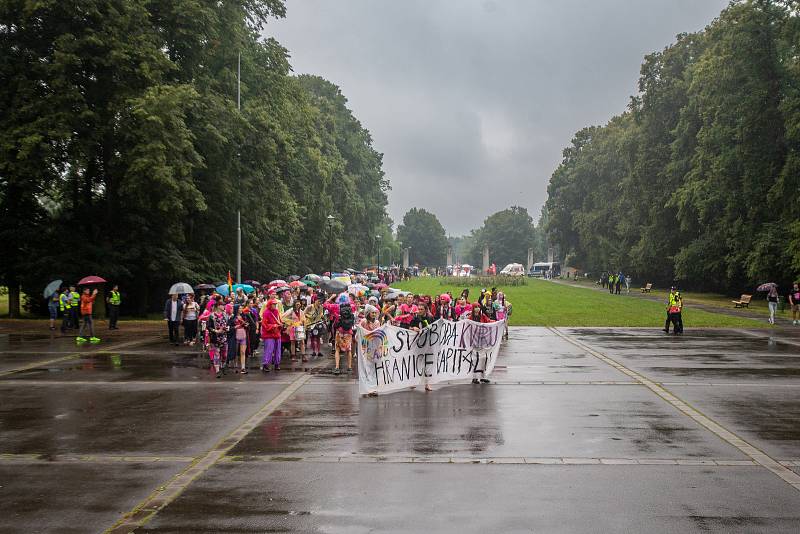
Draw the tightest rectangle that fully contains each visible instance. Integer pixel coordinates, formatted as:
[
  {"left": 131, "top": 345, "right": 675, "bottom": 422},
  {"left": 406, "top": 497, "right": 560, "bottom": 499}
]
[
  {"left": 402, "top": 247, "right": 410, "bottom": 269},
  {"left": 482, "top": 245, "right": 489, "bottom": 274},
  {"left": 446, "top": 246, "right": 453, "bottom": 267},
  {"left": 527, "top": 248, "right": 534, "bottom": 272},
  {"left": 547, "top": 247, "right": 554, "bottom": 263}
]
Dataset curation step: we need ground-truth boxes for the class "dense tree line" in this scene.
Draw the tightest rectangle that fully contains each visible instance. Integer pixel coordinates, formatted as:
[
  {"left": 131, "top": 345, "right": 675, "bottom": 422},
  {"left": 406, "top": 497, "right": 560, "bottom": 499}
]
[
  {"left": 545, "top": 0, "right": 800, "bottom": 292},
  {"left": 0, "top": 0, "right": 392, "bottom": 315},
  {"left": 396, "top": 208, "right": 448, "bottom": 267},
  {"left": 465, "top": 206, "right": 540, "bottom": 268}
]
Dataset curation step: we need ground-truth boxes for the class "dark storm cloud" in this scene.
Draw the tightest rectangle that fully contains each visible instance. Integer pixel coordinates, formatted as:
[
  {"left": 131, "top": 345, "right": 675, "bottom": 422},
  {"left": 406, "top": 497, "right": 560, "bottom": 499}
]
[{"left": 264, "top": 0, "right": 728, "bottom": 235}]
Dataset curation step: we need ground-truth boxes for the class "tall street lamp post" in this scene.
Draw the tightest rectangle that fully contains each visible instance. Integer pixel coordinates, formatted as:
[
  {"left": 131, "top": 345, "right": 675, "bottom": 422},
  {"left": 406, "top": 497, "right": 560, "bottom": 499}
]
[
  {"left": 375, "top": 235, "right": 381, "bottom": 272},
  {"left": 327, "top": 215, "right": 335, "bottom": 276}
]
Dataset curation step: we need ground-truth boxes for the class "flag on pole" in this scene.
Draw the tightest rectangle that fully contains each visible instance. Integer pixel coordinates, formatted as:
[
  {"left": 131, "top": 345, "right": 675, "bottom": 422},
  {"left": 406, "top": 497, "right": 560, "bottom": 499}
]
[{"left": 227, "top": 270, "right": 233, "bottom": 296}]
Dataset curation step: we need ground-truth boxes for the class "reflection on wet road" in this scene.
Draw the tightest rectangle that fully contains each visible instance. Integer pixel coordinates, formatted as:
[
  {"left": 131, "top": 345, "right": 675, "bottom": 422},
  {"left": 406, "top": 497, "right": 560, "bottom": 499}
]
[{"left": 2, "top": 326, "right": 800, "bottom": 532}]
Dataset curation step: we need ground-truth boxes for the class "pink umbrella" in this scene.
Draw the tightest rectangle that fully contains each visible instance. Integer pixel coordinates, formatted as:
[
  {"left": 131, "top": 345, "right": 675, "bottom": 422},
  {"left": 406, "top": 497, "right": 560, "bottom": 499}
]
[
  {"left": 756, "top": 282, "right": 777, "bottom": 292},
  {"left": 289, "top": 280, "right": 307, "bottom": 288},
  {"left": 374, "top": 283, "right": 388, "bottom": 290},
  {"left": 78, "top": 275, "right": 107, "bottom": 285},
  {"left": 268, "top": 279, "right": 287, "bottom": 288}
]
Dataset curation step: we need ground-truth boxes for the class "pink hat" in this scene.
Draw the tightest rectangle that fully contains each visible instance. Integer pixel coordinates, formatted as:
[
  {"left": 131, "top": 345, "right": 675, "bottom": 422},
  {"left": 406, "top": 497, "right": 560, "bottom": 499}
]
[{"left": 440, "top": 293, "right": 451, "bottom": 304}]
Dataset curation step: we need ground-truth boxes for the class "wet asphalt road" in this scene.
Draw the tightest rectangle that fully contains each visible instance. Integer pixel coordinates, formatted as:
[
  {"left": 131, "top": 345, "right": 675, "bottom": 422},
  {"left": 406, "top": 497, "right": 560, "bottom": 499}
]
[{"left": 1, "top": 326, "right": 800, "bottom": 533}]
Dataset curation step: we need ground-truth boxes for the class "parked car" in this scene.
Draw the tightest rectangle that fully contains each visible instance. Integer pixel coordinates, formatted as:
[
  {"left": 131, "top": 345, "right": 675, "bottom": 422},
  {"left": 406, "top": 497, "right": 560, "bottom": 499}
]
[{"left": 499, "top": 263, "right": 525, "bottom": 276}]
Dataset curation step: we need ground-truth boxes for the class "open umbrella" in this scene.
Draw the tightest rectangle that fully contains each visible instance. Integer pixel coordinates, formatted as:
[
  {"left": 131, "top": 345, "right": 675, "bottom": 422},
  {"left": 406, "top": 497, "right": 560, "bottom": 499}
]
[
  {"left": 169, "top": 282, "right": 194, "bottom": 295},
  {"left": 78, "top": 275, "right": 107, "bottom": 285},
  {"left": 304, "top": 280, "right": 318, "bottom": 287},
  {"left": 348, "top": 283, "right": 368, "bottom": 297},
  {"left": 243, "top": 280, "right": 261, "bottom": 287},
  {"left": 320, "top": 279, "right": 347, "bottom": 293},
  {"left": 274, "top": 285, "right": 291, "bottom": 294},
  {"left": 287, "top": 275, "right": 301, "bottom": 282},
  {"left": 374, "top": 283, "right": 388, "bottom": 290},
  {"left": 289, "top": 280, "right": 307, "bottom": 288},
  {"left": 43, "top": 279, "right": 63, "bottom": 298},
  {"left": 216, "top": 283, "right": 256, "bottom": 296},
  {"left": 757, "top": 282, "right": 777, "bottom": 292},
  {"left": 268, "top": 279, "right": 287, "bottom": 288},
  {"left": 195, "top": 283, "right": 216, "bottom": 290},
  {"left": 384, "top": 291, "right": 402, "bottom": 300},
  {"left": 303, "top": 274, "right": 321, "bottom": 282}
]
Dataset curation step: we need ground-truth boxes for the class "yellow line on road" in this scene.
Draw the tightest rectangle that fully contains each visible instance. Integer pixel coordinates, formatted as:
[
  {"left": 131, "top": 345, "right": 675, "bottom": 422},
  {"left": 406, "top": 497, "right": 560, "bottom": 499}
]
[
  {"left": 0, "top": 338, "right": 154, "bottom": 378},
  {"left": 550, "top": 327, "right": 800, "bottom": 492},
  {"left": 103, "top": 372, "right": 312, "bottom": 534}
]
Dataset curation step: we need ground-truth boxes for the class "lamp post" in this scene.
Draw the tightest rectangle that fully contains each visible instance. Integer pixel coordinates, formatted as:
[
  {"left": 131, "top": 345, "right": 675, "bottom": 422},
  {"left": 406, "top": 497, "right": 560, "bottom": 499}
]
[
  {"left": 375, "top": 235, "right": 381, "bottom": 271},
  {"left": 326, "top": 215, "right": 335, "bottom": 276}
]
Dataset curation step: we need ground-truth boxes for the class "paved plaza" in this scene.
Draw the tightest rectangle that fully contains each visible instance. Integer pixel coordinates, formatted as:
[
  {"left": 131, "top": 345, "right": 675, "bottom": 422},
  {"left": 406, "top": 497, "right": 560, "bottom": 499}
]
[{"left": 2, "top": 326, "right": 800, "bottom": 533}]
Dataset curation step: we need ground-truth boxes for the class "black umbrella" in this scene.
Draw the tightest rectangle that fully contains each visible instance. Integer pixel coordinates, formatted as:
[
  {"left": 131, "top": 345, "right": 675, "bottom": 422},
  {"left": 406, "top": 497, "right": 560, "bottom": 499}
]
[
  {"left": 320, "top": 279, "right": 347, "bottom": 293},
  {"left": 195, "top": 283, "right": 216, "bottom": 290},
  {"left": 287, "top": 275, "right": 301, "bottom": 282}
]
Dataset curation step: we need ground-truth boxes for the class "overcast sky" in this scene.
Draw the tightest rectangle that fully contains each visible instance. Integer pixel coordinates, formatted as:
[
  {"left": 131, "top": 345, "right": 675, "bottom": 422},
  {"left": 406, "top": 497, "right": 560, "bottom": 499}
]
[{"left": 264, "top": 0, "right": 728, "bottom": 236}]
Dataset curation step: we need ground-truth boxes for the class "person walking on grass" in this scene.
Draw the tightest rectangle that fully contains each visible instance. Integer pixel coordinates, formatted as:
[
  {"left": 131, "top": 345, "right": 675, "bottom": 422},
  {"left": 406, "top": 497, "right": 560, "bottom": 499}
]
[
  {"left": 615, "top": 273, "right": 622, "bottom": 295},
  {"left": 790, "top": 282, "right": 800, "bottom": 326},
  {"left": 76, "top": 287, "right": 100, "bottom": 343},
  {"left": 767, "top": 285, "right": 779, "bottom": 325}
]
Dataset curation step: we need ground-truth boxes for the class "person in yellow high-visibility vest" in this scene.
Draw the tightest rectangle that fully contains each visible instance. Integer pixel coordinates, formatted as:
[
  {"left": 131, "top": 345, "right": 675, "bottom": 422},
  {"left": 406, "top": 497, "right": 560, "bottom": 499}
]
[
  {"left": 69, "top": 286, "right": 80, "bottom": 333},
  {"left": 107, "top": 285, "right": 121, "bottom": 330},
  {"left": 664, "top": 286, "right": 683, "bottom": 334},
  {"left": 59, "top": 288, "right": 72, "bottom": 332}
]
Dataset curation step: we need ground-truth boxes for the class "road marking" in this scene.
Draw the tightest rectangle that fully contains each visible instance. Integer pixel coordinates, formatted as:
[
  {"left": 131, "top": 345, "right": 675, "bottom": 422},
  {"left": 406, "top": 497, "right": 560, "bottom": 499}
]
[
  {"left": 103, "top": 372, "right": 311, "bottom": 534},
  {"left": 220, "top": 454, "right": 764, "bottom": 466},
  {"left": 0, "top": 338, "right": 154, "bottom": 378},
  {"left": 550, "top": 327, "right": 800, "bottom": 492},
  {"left": 0, "top": 380, "right": 298, "bottom": 386},
  {"left": 0, "top": 453, "right": 195, "bottom": 463}
]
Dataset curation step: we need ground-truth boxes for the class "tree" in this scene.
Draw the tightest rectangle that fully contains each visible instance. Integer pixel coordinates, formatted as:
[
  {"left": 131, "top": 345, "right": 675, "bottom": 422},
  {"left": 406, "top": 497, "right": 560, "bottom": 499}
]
[
  {"left": 0, "top": 0, "right": 393, "bottom": 314},
  {"left": 466, "top": 206, "right": 536, "bottom": 268},
  {"left": 543, "top": 0, "right": 800, "bottom": 292},
  {"left": 396, "top": 208, "right": 448, "bottom": 267}
]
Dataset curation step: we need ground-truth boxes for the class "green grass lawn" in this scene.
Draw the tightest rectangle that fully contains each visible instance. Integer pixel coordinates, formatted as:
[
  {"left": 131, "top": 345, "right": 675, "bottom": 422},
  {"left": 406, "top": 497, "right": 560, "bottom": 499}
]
[
  {"left": 394, "top": 278, "right": 767, "bottom": 328},
  {"left": 566, "top": 277, "right": 792, "bottom": 320}
]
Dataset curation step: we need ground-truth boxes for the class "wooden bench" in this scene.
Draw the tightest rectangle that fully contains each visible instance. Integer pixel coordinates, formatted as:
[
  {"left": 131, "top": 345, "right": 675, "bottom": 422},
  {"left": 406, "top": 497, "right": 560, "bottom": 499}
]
[
  {"left": 732, "top": 294, "right": 752, "bottom": 308},
  {"left": 640, "top": 283, "right": 652, "bottom": 293}
]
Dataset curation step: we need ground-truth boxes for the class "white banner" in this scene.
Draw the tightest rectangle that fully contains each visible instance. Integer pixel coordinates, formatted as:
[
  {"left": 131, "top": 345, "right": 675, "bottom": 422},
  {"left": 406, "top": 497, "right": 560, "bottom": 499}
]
[{"left": 357, "top": 318, "right": 505, "bottom": 395}]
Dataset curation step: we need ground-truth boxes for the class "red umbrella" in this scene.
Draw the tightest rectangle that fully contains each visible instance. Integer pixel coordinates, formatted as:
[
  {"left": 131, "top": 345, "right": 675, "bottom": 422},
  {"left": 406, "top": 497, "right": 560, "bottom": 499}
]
[
  {"left": 78, "top": 275, "right": 107, "bottom": 285},
  {"left": 289, "top": 280, "right": 307, "bottom": 288},
  {"left": 374, "top": 283, "right": 388, "bottom": 290}
]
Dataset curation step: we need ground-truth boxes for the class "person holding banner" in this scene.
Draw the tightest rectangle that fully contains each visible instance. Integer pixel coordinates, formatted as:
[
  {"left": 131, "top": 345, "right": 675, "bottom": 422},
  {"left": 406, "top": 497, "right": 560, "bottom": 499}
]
[{"left": 469, "top": 303, "right": 494, "bottom": 385}]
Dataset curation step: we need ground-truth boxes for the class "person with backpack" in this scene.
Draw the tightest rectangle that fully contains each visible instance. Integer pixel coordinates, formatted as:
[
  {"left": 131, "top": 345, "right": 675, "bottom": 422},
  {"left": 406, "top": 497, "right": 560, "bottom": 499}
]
[{"left": 334, "top": 295, "right": 356, "bottom": 376}]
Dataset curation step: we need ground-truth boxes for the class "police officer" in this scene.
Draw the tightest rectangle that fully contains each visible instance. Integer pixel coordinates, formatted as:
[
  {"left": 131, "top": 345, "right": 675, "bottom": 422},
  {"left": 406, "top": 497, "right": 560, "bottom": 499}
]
[
  {"left": 107, "top": 285, "right": 121, "bottom": 330},
  {"left": 59, "top": 288, "right": 71, "bottom": 332},
  {"left": 69, "top": 285, "right": 80, "bottom": 332},
  {"left": 664, "top": 286, "right": 683, "bottom": 334}
]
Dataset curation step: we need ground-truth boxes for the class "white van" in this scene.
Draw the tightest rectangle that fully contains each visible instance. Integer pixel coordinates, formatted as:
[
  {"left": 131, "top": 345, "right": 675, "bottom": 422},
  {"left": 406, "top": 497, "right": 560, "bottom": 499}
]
[{"left": 499, "top": 263, "right": 525, "bottom": 276}]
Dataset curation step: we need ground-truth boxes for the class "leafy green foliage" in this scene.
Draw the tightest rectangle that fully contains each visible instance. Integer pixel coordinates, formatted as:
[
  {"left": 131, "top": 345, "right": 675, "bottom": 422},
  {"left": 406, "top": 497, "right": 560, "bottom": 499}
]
[
  {"left": 466, "top": 206, "right": 536, "bottom": 267},
  {"left": 0, "top": 0, "right": 392, "bottom": 314},
  {"left": 545, "top": 0, "right": 800, "bottom": 292},
  {"left": 396, "top": 208, "right": 448, "bottom": 267}
]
